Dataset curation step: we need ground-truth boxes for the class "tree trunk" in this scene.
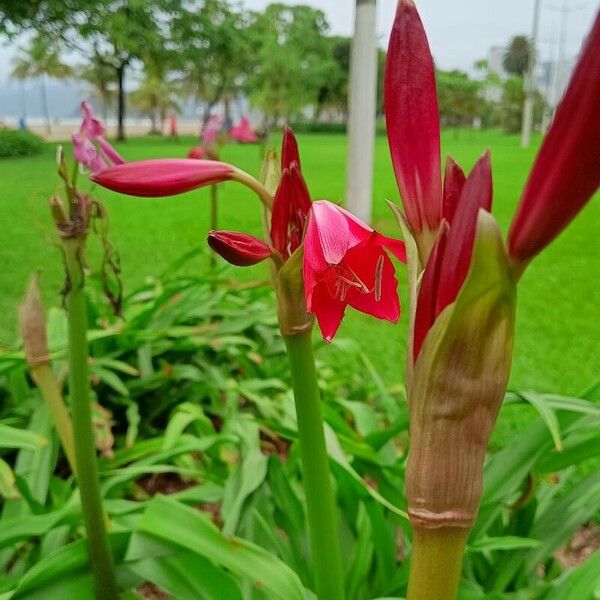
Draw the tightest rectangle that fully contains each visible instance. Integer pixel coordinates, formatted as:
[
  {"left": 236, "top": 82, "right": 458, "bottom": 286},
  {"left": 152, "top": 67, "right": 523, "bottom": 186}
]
[
  {"left": 41, "top": 75, "right": 51, "bottom": 135},
  {"left": 116, "top": 64, "right": 126, "bottom": 141}
]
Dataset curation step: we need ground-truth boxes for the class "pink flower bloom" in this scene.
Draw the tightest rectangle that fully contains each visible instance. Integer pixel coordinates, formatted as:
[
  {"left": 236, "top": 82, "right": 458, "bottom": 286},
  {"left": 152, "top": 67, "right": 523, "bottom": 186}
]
[
  {"left": 508, "top": 11, "right": 600, "bottom": 262},
  {"left": 201, "top": 114, "right": 224, "bottom": 146},
  {"left": 385, "top": 0, "right": 442, "bottom": 242},
  {"left": 187, "top": 146, "right": 206, "bottom": 160},
  {"left": 208, "top": 230, "right": 272, "bottom": 266},
  {"left": 229, "top": 116, "right": 258, "bottom": 143},
  {"left": 303, "top": 201, "right": 406, "bottom": 342},
  {"left": 91, "top": 159, "right": 234, "bottom": 197},
  {"left": 73, "top": 101, "right": 124, "bottom": 174}
]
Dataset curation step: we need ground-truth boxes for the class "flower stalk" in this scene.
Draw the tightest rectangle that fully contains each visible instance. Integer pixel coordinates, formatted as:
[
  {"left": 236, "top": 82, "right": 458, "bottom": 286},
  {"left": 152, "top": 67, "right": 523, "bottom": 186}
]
[
  {"left": 62, "top": 236, "right": 119, "bottom": 599},
  {"left": 407, "top": 527, "right": 469, "bottom": 600},
  {"left": 284, "top": 331, "right": 345, "bottom": 600}
]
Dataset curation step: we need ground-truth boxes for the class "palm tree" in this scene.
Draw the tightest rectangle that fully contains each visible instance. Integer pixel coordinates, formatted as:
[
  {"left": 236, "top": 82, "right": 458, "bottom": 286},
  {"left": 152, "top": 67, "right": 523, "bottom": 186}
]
[
  {"left": 129, "top": 75, "right": 180, "bottom": 134},
  {"left": 11, "top": 35, "right": 72, "bottom": 134},
  {"left": 79, "top": 56, "right": 117, "bottom": 121}
]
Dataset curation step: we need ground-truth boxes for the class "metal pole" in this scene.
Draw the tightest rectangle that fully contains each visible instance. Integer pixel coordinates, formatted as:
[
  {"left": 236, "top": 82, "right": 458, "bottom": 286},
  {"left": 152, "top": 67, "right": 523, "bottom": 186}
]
[
  {"left": 345, "top": 0, "right": 378, "bottom": 224},
  {"left": 521, "top": 0, "right": 542, "bottom": 147}
]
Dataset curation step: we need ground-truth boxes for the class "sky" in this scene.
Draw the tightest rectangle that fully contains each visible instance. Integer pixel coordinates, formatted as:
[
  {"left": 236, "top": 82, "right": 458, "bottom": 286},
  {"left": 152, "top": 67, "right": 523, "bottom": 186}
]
[
  {"left": 0, "top": 0, "right": 598, "bottom": 106},
  {"left": 242, "top": 0, "right": 599, "bottom": 70}
]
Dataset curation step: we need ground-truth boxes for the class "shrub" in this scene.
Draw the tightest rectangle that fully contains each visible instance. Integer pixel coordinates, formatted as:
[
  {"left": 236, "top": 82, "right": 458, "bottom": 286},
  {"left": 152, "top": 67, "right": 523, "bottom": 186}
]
[{"left": 0, "top": 129, "right": 44, "bottom": 158}]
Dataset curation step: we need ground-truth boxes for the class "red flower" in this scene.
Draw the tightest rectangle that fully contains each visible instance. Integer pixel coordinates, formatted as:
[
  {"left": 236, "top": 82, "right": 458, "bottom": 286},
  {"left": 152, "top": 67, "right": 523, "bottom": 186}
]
[
  {"left": 91, "top": 159, "right": 234, "bottom": 197},
  {"left": 508, "top": 11, "right": 600, "bottom": 263},
  {"left": 303, "top": 201, "right": 406, "bottom": 342},
  {"left": 207, "top": 231, "right": 272, "bottom": 266},
  {"left": 385, "top": 0, "right": 442, "bottom": 249}
]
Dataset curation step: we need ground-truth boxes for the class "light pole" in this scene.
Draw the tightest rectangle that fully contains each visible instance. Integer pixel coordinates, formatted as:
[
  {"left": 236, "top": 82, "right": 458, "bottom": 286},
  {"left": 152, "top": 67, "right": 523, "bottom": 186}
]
[
  {"left": 521, "top": 0, "right": 542, "bottom": 147},
  {"left": 345, "top": 0, "right": 378, "bottom": 224}
]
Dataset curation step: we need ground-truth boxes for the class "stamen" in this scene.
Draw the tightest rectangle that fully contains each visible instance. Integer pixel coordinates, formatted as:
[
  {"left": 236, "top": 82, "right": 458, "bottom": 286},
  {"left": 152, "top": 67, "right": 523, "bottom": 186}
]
[{"left": 374, "top": 255, "right": 384, "bottom": 301}]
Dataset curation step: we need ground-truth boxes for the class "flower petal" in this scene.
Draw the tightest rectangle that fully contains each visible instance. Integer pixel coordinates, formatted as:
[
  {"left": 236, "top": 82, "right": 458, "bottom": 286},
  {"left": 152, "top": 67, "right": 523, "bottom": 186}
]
[
  {"left": 413, "top": 221, "right": 449, "bottom": 362},
  {"left": 91, "top": 159, "right": 234, "bottom": 197},
  {"left": 270, "top": 164, "right": 311, "bottom": 258},
  {"left": 435, "top": 150, "right": 492, "bottom": 314},
  {"left": 80, "top": 101, "right": 105, "bottom": 138},
  {"left": 307, "top": 201, "right": 351, "bottom": 266},
  {"left": 345, "top": 246, "right": 401, "bottom": 323},
  {"left": 508, "top": 11, "right": 600, "bottom": 262},
  {"left": 442, "top": 156, "right": 466, "bottom": 225},
  {"left": 97, "top": 136, "right": 125, "bottom": 166},
  {"left": 72, "top": 133, "right": 106, "bottom": 174},
  {"left": 281, "top": 125, "right": 301, "bottom": 170},
  {"left": 385, "top": 0, "right": 442, "bottom": 234},
  {"left": 310, "top": 282, "right": 347, "bottom": 342}
]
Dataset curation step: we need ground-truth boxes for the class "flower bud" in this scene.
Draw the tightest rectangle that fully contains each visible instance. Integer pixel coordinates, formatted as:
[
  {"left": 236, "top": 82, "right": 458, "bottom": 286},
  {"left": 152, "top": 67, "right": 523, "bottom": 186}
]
[
  {"left": 207, "top": 230, "right": 272, "bottom": 267},
  {"left": 91, "top": 159, "right": 234, "bottom": 197},
  {"left": 406, "top": 211, "right": 516, "bottom": 529},
  {"left": 18, "top": 272, "right": 50, "bottom": 368}
]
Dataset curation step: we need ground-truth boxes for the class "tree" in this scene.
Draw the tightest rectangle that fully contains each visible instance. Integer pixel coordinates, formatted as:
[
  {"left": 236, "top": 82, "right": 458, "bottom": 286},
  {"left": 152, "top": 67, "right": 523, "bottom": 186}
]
[
  {"left": 503, "top": 35, "right": 531, "bottom": 77},
  {"left": 130, "top": 75, "right": 180, "bottom": 134},
  {"left": 171, "top": 0, "right": 253, "bottom": 128},
  {"left": 246, "top": 4, "right": 335, "bottom": 126},
  {"left": 76, "top": 2, "right": 168, "bottom": 140},
  {"left": 79, "top": 55, "right": 117, "bottom": 120},
  {"left": 316, "top": 36, "right": 351, "bottom": 119},
  {"left": 11, "top": 34, "right": 72, "bottom": 133},
  {"left": 500, "top": 75, "right": 545, "bottom": 133},
  {"left": 436, "top": 70, "right": 484, "bottom": 127}
]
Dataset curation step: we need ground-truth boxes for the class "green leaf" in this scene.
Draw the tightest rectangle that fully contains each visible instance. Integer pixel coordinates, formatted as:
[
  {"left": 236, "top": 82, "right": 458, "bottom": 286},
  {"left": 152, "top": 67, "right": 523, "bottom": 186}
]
[
  {"left": 324, "top": 426, "right": 408, "bottom": 519},
  {"left": 129, "top": 545, "right": 243, "bottom": 600},
  {"left": 221, "top": 417, "right": 268, "bottom": 535},
  {"left": 0, "top": 424, "right": 47, "bottom": 451},
  {"left": 520, "top": 391, "right": 563, "bottom": 451},
  {"left": 133, "top": 495, "right": 307, "bottom": 600},
  {"left": 467, "top": 536, "right": 541, "bottom": 553},
  {"left": 0, "top": 458, "right": 19, "bottom": 500}
]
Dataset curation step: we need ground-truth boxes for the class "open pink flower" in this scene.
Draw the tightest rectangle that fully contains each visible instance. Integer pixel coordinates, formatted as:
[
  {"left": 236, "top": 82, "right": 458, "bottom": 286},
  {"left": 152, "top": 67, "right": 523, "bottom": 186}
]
[
  {"left": 229, "top": 116, "right": 258, "bottom": 143},
  {"left": 303, "top": 201, "right": 406, "bottom": 342},
  {"left": 201, "top": 114, "right": 224, "bottom": 146},
  {"left": 72, "top": 101, "right": 124, "bottom": 174}
]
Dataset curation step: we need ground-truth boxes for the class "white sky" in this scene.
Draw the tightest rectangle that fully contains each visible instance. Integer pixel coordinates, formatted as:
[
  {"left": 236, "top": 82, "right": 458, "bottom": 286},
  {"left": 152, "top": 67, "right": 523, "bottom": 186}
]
[{"left": 0, "top": 0, "right": 598, "bottom": 79}]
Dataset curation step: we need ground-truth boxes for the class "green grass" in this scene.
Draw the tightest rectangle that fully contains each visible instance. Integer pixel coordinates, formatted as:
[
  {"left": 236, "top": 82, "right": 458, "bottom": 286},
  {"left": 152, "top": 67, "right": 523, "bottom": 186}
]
[{"left": 1, "top": 130, "right": 599, "bottom": 412}]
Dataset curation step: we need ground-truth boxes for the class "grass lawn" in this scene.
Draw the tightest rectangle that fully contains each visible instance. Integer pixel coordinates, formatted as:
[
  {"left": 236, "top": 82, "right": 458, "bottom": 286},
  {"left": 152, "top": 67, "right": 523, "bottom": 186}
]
[{"left": 1, "top": 130, "right": 599, "bottom": 436}]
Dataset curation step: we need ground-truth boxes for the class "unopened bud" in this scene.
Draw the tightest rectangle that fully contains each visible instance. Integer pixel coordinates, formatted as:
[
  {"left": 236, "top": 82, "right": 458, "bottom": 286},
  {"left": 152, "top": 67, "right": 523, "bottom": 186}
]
[
  {"left": 18, "top": 272, "right": 50, "bottom": 368},
  {"left": 207, "top": 230, "right": 272, "bottom": 267},
  {"left": 406, "top": 212, "right": 516, "bottom": 529}
]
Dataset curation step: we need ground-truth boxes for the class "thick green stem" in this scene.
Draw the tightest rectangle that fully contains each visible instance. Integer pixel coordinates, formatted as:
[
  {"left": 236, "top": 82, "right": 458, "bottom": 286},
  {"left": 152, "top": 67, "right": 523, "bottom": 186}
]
[
  {"left": 407, "top": 527, "right": 469, "bottom": 600},
  {"left": 284, "top": 332, "right": 345, "bottom": 600},
  {"left": 63, "top": 238, "right": 120, "bottom": 600}
]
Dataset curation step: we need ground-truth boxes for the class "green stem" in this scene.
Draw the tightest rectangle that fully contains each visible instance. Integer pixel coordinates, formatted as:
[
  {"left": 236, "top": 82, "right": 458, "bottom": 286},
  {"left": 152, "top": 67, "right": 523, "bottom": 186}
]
[
  {"left": 230, "top": 167, "right": 274, "bottom": 209},
  {"left": 63, "top": 238, "right": 120, "bottom": 600},
  {"left": 407, "top": 527, "right": 469, "bottom": 600},
  {"left": 284, "top": 331, "right": 345, "bottom": 600}
]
